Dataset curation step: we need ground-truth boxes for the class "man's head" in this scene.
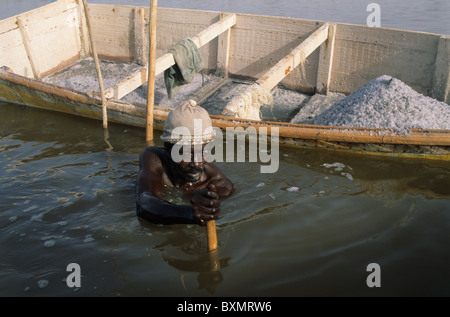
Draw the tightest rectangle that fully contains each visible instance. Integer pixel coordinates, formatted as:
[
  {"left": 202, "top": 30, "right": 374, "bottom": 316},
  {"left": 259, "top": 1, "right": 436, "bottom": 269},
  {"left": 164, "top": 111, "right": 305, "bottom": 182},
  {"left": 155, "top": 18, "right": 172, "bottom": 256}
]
[{"left": 161, "top": 100, "right": 215, "bottom": 182}]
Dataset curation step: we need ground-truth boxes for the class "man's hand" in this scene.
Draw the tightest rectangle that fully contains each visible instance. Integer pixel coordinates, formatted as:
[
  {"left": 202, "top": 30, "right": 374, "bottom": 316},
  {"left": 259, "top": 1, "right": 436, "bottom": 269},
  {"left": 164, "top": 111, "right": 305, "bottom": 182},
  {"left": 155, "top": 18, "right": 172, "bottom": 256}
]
[{"left": 191, "top": 184, "right": 220, "bottom": 225}]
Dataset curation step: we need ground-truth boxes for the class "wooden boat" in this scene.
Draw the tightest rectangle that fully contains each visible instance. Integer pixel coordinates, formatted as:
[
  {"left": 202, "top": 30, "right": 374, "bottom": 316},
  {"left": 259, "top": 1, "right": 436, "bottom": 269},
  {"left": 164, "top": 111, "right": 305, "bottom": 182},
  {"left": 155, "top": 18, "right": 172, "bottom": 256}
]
[{"left": 1, "top": 0, "right": 449, "bottom": 160}]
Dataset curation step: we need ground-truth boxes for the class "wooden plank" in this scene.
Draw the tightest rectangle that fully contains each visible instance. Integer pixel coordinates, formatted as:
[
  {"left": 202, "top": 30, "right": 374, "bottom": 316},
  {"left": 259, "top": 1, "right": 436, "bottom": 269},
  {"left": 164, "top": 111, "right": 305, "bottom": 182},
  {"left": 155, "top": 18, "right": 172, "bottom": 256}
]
[
  {"left": 216, "top": 13, "right": 232, "bottom": 78},
  {"left": 133, "top": 7, "right": 147, "bottom": 66},
  {"left": 17, "top": 0, "right": 78, "bottom": 22},
  {"left": 189, "top": 77, "right": 229, "bottom": 105},
  {"left": 155, "top": 52, "right": 176, "bottom": 76},
  {"left": 0, "top": 3, "right": 72, "bottom": 77},
  {"left": 189, "top": 13, "right": 236, "bottom": 48},
  {"left": 431, "top": 35, "right": 450, "bottom": 104},
  {"left": 331, "top": 23, "right": 439, "bottom": 96},
  {"left": 104, "top": 14, "right": 236, "bottom": 100},
  {"left": 16, "top": 16, "right": 41, "bottom": 79},
  {"left": 0, "top": 21, "right": 33, "bottom": 77},
  {"left": 316, "top": 23, "right": 336, "bottom": 95},
  {"left": 15, "top": 1, "right": 82, "bottom": 77},
  {"left": 256, "top": 23, "right": 329, "bottom": 91},
  {"left": 88, "top": 4, "right": 134, "bottom": 61},
  {"left": 226, "top": 14, "right": 320, "bottom": 91},
  {"left": 77, "top": 0, "right": 91, "bottom": 58}
]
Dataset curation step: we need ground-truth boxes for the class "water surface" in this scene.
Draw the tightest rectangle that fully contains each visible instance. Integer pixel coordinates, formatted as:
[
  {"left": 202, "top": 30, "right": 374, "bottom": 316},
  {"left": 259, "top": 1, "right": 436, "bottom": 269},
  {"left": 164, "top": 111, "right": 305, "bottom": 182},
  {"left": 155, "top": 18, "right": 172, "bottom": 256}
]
[{"left": 1, "top": 102, "right": 449, "bottom": 296}]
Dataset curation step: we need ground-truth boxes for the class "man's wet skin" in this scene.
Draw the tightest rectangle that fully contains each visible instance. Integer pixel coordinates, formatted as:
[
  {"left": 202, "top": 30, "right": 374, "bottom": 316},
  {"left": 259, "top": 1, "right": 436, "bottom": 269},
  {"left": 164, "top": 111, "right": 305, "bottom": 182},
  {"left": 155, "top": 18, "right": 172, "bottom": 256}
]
[{"left": 136, "top": 143, "right": 233, "bottom": 225}]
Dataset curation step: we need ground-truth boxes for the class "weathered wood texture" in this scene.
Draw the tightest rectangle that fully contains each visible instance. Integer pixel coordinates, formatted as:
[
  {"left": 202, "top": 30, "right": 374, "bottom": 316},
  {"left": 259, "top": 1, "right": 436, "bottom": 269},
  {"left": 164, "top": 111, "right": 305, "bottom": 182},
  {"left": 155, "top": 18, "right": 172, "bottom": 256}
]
[
  {"left": 316, "top": 23, "right": 336, "bottom": 94},
  {"left": 256, "top": 23, "right": 329, "bottom": 91},
  {"left": 331, "top": 23, "right": 441, "bottom": 97},
  {"left": 0, "top": 0, "right": 82, "bottom": 78},
  {"left": 431, "top": 35, "right": 450, "bottom": 104},
  {"left": 227, "top": 15, "right": 322, "bottom": 93},
  {"left": 103, "top": 13, "right": 236, "bottom": 100}
]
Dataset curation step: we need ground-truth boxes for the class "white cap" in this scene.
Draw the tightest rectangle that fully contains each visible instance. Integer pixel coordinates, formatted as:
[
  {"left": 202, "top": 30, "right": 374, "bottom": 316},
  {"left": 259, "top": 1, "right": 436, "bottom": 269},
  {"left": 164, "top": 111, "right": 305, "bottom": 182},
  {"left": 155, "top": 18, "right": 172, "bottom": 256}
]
[{"left": 160, "top": 100, "right": 215, "bottom": 145}]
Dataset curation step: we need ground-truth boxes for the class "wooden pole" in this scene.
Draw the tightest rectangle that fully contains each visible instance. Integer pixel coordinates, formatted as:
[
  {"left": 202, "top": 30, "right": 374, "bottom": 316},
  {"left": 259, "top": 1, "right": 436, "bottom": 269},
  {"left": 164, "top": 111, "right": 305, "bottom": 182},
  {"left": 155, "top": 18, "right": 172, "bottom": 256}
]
[
  {"left": 81, "top": 0, "right": 108, "bottom": 129},
  {"left": 206, "top": 184, "right": 218, "bottom": 253},
  {"left": 206, "top": 220, "right": 218, "bottom": 252},
  {"left": 146, "top": 0, "right": 158, "bottom": 142}
]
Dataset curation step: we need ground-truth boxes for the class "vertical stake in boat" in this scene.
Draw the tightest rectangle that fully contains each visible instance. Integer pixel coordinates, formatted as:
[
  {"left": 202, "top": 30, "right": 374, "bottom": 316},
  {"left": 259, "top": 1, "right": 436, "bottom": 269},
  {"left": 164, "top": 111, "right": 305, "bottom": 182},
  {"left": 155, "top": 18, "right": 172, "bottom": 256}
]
[
  {"left": 146, "top": 0, "right": 158, "bottom": 143},
  {"left": 81, "top": 0, "right": 108, "bottom": 129}
]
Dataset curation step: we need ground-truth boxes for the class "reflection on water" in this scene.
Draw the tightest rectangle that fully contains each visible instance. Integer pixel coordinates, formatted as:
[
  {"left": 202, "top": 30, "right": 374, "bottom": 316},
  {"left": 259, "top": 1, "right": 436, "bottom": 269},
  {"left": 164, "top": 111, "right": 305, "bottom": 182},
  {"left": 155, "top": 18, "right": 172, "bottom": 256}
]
[
  {"left": 149, "top": 224, "right": 229, "bottom": 294},
  {"left": 2, "top": 103, "right": 449, "bottom": 296}
]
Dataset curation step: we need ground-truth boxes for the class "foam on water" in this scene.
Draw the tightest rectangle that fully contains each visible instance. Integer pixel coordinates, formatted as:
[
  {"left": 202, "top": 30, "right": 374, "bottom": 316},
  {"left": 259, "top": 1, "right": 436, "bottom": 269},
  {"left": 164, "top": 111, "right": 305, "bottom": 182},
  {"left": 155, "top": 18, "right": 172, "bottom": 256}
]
[{"left": 323, "top": 162, "right": 354, "bottom": 181}]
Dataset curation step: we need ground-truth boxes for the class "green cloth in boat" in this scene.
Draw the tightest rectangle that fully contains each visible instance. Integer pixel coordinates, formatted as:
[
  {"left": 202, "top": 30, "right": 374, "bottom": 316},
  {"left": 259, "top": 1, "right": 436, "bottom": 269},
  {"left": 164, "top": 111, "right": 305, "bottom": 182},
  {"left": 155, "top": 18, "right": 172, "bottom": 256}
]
[{"left": 164, "top": 38, "right": 204, "bottom": 99}]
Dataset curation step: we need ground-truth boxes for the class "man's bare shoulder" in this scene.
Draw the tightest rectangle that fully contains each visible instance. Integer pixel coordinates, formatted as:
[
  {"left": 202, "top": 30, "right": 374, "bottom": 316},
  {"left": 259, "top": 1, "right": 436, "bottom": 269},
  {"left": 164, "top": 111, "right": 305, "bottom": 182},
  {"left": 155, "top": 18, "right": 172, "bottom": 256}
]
[{"left": 139, "top": 146, "right": 168, "bottom": 171}]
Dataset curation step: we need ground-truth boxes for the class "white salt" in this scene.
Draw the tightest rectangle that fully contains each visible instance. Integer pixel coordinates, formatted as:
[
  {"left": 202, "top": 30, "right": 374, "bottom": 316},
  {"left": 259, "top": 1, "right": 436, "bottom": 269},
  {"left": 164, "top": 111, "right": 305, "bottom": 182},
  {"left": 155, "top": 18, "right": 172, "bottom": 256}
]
[
  {"left": 290, "top": 92, "right": 346, "bottom": 124},
  {"left": 313, "top": 75, "right": 450, "bottom": 134},
  {"left": 44, "top": 58, "right": 217, "bottom": 109}
]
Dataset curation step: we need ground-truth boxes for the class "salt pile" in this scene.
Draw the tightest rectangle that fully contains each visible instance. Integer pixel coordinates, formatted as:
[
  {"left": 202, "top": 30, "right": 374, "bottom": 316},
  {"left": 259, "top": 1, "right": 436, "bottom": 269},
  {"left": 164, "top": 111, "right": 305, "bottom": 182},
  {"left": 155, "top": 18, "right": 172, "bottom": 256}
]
[
  {"left": 312, "top": 75, "right": 450, "bottom": 134},
  {"left": 290, "top": 92, "right": 346, "bottom": 124},
  {"left": 43, "top": 58, "right": 143, "bottom": 93}
]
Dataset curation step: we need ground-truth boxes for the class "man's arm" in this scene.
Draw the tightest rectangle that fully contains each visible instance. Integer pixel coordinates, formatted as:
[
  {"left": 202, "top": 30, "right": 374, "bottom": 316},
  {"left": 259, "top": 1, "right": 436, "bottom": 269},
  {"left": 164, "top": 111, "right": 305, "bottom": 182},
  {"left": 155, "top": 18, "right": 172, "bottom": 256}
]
[
  {"left": 136, "top": 192, "right": 196, "bottom": 224},
  {"left": 136, "top": 148, "right": 197, "bottom": 225},
  {"left": 205, "top": 163, "right": 234, "bottom": 198}
]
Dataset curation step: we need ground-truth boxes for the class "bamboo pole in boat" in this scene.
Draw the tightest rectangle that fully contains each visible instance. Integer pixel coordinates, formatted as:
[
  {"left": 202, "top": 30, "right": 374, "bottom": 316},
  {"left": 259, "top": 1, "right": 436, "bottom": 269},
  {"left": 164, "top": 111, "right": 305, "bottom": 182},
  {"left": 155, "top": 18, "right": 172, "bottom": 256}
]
[
  {"left": 81, "top": 0, "right": 108, "bottom": 129},
  {"left": 146, "top": 0, "right": 158, "bottom": 142}
]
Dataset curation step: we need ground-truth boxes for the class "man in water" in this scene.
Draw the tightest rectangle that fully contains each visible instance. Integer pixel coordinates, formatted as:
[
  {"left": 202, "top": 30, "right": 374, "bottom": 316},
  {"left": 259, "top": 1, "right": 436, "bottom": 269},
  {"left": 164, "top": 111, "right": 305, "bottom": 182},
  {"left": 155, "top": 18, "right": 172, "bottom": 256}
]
[{"left": 136, "top": 100, "right": 233, "bottom": 225}]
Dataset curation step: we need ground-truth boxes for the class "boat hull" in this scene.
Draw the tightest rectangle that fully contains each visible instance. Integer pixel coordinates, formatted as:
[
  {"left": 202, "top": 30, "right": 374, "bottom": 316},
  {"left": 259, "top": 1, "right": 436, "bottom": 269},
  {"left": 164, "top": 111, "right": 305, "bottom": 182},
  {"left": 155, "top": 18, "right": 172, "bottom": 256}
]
[{"left": 1, "top": 69, "right": 449, "bottom": 161}]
